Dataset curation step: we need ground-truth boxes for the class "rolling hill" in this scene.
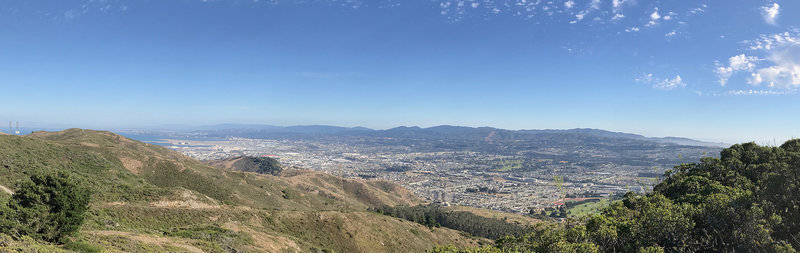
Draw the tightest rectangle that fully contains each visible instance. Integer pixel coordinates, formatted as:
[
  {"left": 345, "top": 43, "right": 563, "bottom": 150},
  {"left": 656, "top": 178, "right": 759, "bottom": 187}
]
[
  {"left": 0, "top": 129, "right": 491, "bottom": 252},
  {"left": 207, "top": 156, "right": 284, "bottom": 176}
]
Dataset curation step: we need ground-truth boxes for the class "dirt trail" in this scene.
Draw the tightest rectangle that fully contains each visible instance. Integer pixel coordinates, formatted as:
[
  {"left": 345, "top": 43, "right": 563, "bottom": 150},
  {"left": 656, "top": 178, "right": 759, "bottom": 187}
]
[
  {"left": 87, "top": 230, "right": 204, "bottom": 253},
  {"left": 0, "top": 184, "right": 13, "bottom": 195}
]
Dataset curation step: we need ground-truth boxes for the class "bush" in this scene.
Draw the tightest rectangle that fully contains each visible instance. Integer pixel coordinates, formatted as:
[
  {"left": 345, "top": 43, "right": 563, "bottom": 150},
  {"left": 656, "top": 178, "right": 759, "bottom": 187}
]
[
  {"left": 0, "top": 169, "right": 92, "bottom": 243},
  {"left": 165, "top": 225, "right": 252, "bottom": 252},
  {"left": 64, "top": 241, "right": 104, "bottom": 253}
]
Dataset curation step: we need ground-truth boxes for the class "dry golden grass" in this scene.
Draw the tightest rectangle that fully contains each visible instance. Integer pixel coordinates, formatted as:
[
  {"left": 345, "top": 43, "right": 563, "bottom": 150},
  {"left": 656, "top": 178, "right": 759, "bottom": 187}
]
[{"left": 4, "top": 129, "right": 491, "bottom": 252}]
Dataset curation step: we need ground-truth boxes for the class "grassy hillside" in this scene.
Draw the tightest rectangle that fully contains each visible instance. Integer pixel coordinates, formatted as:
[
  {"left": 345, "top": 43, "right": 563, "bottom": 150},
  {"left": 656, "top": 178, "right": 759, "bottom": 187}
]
[{"left": 0, "top": 129, "right": 487, "bottom": 252}]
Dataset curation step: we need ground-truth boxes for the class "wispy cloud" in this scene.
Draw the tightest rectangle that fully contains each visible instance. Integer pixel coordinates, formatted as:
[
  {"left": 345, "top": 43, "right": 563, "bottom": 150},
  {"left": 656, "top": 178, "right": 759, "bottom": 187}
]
[
  {"left": 726, "top": 89, "right": 794, "bottom": 96},
  {"left": 636, "top": 73, "right": 686, "bottom": 90},
  {"left": 716, "top": 30, "right": 800, "bottom": 88},
  {"left": 625, "top": 26, "right": 640, "bottom": 32},
  {"left": 747, "top": 30, "right": 800, "bottom": 51},
  {"left": 431, "top": 0, "right": 637, "bottom": 24},
  {"left": 64, "top": 8, "right": 88, "bottom": 20},
  {"left": 695, "top": 89, "right": 796, "bottom": 96},
  {"left": 760, "top": 3, "right": 780, "bottom": 25},
  {"left": 611, "top": 0, "right": 629, "bottom": 11},
  {"left": 688, "top": 4, "right": 707, "bottom": 16},
  {"left": 589, "top": 0, "right": 601, "bottom": 10},
  {"left": 643, "top": 8, "right": 677, "bottom": 28},
  {"left": 58, "top": 0, "right": 130, "bottom": 20}
]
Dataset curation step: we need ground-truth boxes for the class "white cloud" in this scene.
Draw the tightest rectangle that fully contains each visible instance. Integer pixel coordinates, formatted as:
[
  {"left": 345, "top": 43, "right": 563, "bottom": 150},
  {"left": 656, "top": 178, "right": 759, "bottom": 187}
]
[
  {"left": 748, "top": 73, "right": 763, "bottom": 85},
  {"left": 625, "top": 26, "right": 639, "bottom": 32},
  {"left": 662, "top": 12, "right": 675, "bottom": 21},
  {"left": 689, "top": 4, "right": 707, "bottom": 15},
  {"left": 564, "top": 0, "right": 574, "bottom": 8},
  {"left": 568, "top": 0, "right": 602, "bottom": 23},
  {"left": 590, "top": 0, "right": 601, "bottom": 9},
  {"left": 750, "top": 51, "right": 800, "bottom": 87},
  {"left": 637, "top": 73, "right": 686, "bottom": 90},
  {"left": 644, "top": 8, "right": 668, "bottom": 27},
  {"left": 715, "top": 66, "right": 733, "bottom": 86},
  {"left": 761, "top": 3, "right": 780, "bottom": 25},
  {"left": 657, "top": 75, "right": 686, "bottom": 90},
  {"left": 750, "top": 31, "right": 800, "bottom": 87},
  {"left": 665, "top": 30, "right": 676, "bottom": 37},
  {"left": 748, "top": 31, "right": 800, "bottom": 50},
  {"left": 730, "top": 54, "right": 759, "bottom": 71},
  {"left": 574, "top": 10, "right": 588, "bottom": 21},
  {"left": 610, "top": 0, "right": 628, "bottom": 21},
  {"left": 612, "top": 0, "right": 626, "bottom": 8},
  {"left": 635, "top": 73, "right": 654, "bottom": 82},
  {"left": 727, "top": 89, "right": 793, "bottom": 96},
  {"left": 714, "top": 54, "right": 761, "bottom": 86},
  {"left": 715, "top": 30, "right": 800, "bottom": 88},
  {"left": 649, "top": 8, "right": 660, "bottom": 20}
]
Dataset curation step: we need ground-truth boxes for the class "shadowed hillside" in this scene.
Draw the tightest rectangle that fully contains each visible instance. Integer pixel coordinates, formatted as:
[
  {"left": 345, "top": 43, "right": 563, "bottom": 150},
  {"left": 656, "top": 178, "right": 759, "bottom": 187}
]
[{"left": 208, "top": 156, "right": 284, "bottom": 176}]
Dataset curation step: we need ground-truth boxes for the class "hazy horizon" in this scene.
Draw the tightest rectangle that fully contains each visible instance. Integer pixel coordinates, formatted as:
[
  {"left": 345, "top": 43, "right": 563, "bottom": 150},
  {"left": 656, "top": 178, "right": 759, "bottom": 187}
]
[{"left": 4, "top": 120, "right": 795, "bottom": 145}]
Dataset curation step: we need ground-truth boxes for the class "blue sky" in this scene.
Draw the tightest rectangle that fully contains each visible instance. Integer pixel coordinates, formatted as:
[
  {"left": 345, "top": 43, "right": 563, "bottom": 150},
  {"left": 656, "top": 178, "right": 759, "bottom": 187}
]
[{"left": 0, "top": 0, "right": 798, "bottom": 143}]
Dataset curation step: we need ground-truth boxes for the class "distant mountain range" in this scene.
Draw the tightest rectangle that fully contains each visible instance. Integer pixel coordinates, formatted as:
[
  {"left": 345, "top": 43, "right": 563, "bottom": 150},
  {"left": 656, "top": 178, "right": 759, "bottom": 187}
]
[{"left": 186, "top": 124, "right": 728, "bottom": 147}]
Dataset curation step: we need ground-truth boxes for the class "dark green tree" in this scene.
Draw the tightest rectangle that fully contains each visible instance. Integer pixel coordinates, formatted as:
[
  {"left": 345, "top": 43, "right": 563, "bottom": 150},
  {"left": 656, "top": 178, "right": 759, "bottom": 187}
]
[
  {"left": 0, "top": 169, "right": 91, "bottom": 243},
  {"left": 432, "top": 139, "right": 800, "bottom": 252}
]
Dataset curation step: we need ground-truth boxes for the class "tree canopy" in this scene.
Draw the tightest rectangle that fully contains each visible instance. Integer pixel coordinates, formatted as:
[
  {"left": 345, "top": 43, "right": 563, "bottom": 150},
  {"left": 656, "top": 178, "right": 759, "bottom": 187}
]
[
  {"left": 0, "top": 169, "right": 91, "bottom": 243},
  {"left": 434, "top": 140, "right": 800, "bottom": 252}
]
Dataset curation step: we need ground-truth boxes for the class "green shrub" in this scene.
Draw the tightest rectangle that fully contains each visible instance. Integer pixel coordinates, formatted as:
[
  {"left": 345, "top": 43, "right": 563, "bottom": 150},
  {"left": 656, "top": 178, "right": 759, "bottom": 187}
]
[
  {"left": 0, "top": 169, "right": 91, "bottom": 243},
  {"left": 64, "top": 240, "right": 104, "bottom": 253},
  {"left": 165, "top": 225, "right": 253, "bottom": 252}
]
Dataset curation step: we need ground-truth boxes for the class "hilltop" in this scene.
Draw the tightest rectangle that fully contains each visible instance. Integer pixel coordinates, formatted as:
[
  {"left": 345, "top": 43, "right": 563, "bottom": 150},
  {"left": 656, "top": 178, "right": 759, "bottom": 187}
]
[
  {"left": 208, "top": 156, "right": 284, "bottom": 175},
  {"left": 0, "top": 129, "right": 493, "bottom": 252}
]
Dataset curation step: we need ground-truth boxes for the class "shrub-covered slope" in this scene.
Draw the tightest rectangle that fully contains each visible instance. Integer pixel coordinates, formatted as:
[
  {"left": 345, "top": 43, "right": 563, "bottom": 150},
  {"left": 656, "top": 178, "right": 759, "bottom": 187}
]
[{"left": 436, "top": 140, "right": 800, "bottom": 253}]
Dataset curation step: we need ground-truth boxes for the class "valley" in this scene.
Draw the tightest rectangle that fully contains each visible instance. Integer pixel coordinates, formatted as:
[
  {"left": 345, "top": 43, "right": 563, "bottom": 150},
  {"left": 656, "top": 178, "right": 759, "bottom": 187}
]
[{"left": 121, "top": 125, "right": 722, "bottom": 214}]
